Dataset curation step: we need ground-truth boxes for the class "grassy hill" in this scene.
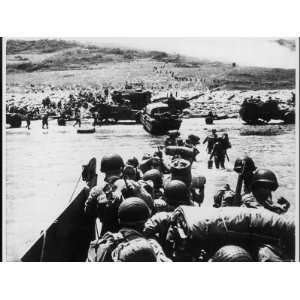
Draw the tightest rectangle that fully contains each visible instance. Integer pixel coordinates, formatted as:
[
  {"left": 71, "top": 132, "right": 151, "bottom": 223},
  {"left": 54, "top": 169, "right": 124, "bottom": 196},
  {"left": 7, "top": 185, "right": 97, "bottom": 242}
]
[{"left": 6, "top": 39, "right": 295, "bottom": 91}]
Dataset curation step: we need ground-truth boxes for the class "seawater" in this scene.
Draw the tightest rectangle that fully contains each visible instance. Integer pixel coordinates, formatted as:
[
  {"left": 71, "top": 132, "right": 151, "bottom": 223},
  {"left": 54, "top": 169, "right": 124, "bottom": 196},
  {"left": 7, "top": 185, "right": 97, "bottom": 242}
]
[{"left": 5, "top": 118, "right": 296, "bottom": 261}]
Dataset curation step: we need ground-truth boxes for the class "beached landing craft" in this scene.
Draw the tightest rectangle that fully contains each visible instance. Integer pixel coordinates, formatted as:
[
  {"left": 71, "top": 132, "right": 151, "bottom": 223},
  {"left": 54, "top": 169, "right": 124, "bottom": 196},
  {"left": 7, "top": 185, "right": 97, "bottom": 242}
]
[
  {"left": 140, "top": 102, "right": 182, "bottom": 135},
  {"left": 21, "top": 158, "right": 98, "bottom": 262}
]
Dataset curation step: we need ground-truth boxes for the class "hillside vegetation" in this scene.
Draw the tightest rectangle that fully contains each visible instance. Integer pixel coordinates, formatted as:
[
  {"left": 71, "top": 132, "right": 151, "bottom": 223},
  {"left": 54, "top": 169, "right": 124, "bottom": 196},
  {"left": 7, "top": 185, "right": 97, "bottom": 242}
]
[{"left": 6, "top": 39, "right": 295, "bottom": 91}]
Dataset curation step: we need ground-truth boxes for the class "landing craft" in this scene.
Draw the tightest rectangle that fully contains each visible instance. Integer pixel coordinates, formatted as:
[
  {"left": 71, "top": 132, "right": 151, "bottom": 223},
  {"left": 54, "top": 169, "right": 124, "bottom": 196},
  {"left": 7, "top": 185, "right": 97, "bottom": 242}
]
[
  {"left": 140, "top": 102, "right": 182, "bottom": 135},
  {"left": 21, "top": 158, "right": 98, "bottom": 261}
]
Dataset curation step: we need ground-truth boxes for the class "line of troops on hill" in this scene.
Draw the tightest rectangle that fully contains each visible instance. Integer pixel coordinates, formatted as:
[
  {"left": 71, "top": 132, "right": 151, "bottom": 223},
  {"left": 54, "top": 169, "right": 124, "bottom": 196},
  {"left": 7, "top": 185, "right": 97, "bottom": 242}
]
[{"left": 81, "top": 130, "right": 293, "bottom": 262}]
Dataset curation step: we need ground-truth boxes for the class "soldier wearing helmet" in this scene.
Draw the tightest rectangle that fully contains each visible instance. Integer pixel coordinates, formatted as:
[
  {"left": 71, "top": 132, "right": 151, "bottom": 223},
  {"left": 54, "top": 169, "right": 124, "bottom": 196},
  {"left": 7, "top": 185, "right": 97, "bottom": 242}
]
[
  {"left": 123, "top": 164, "right": 142, "bottom": 181},
  {"left": 209, "top": 137, "right": 227, "bottom": 169},
  {"left": 140, "top": 151, "right": 169, "bottom": 174},
  {"left": 87, "top": 197, "right": 170, "bottom": 262},
  {"left": 142, "top": 169, "right": 168, "bottom": 212},
  {"left": 203, "top": 129, "right": 218, "bottom": 154},
  {"left": 126, "top": 156, "right": 139, "bottom": 168},
  {"left": 164, "top": 130, "right": 180, "bottom": 146},
  {"left": 164, "top": 180, "right": 193, "bottom": 207},
  {"left": 144, "top": 180, "right": 195, "bottom": 257},
  {"left": 100, "top": 153, "right": 124, "bottom": 182},
  {"left": 213, "top": 184, "right": 239, "bottom": 208},
  {"left": 126, "top": 157, "right": 143, "bottom": 181},
  {"left": 84, "top": 154, "right": 125, "bottom": 234},
  {"left": 209, "top": 245, "right": 253, "bottom": 262},
  {"left": 233, "top": 155, "right": 257, "bottom": 194},
  {"left": 242, "top": 169, "right": 290, "bottom": 262},
  {"left": 143, "top": 169, "right": 163, "bottom": 196},
  {"left": 242, "top": 168, "right": 290, "bottom": 214}
]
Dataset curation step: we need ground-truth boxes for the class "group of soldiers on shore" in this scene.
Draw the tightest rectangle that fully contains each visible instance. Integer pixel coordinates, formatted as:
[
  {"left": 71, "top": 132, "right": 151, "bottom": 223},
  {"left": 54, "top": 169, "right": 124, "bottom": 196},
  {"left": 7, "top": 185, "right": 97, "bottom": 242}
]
[
  {"left": 17, "top": 87, "right": 113, "bottom": 130},
  {"left": 83, "top": 131, "right": 292, "bottom": 262}
]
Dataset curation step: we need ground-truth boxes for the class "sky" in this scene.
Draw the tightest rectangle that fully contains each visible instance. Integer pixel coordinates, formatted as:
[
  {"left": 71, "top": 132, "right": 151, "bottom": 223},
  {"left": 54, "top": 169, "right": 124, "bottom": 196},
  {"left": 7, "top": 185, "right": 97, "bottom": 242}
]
[{"left": 72, "top": 37, "right": 297, "bottom": 69}]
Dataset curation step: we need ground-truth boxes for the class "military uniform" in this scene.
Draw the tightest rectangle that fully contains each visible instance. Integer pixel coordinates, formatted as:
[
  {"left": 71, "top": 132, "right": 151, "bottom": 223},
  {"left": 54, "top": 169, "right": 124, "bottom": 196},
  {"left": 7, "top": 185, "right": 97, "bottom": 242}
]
[
  {"left": 87, "top": 228, "right": 171, "bottom": 262},
  {"left": 210, "top": 141, "right": 226, "bottom": 169},
  {"left": 203, "top": 133, "right": 217, "bottom": 154}
]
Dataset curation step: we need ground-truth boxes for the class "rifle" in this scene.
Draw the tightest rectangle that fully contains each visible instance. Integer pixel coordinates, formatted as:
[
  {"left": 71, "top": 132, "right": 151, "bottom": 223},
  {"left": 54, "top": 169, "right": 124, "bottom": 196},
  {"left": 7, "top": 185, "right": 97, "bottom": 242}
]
[
  {"left": 234, "top": 161, "right": 245, "bottom": 204},
  {"left": 225, "top": 151, "right": 230, "bottom": 162}
]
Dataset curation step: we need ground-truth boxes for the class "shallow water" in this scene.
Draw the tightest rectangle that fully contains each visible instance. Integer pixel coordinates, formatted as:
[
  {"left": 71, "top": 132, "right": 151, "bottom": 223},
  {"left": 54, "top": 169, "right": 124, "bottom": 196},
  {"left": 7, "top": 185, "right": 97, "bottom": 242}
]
[{"left": 5, "top": 118, "right": 296, "bottom": 261}]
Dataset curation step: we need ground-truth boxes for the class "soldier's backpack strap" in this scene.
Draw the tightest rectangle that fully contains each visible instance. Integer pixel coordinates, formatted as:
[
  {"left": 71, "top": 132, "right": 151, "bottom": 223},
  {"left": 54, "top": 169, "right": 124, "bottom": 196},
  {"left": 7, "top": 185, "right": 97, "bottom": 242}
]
[
  {"left": 87, "top": 231, "right": 123, "bottom": 262},
  {"left": 88, "top": 229, "right": 145, "bottom": 262}
]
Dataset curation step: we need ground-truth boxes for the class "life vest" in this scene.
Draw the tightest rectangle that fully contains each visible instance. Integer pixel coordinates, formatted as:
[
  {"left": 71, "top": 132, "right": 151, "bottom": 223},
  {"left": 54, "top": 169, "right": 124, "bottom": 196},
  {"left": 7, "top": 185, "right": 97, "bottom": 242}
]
[{"left": 167, "top": 206, "right": 295, "bottom": 261}]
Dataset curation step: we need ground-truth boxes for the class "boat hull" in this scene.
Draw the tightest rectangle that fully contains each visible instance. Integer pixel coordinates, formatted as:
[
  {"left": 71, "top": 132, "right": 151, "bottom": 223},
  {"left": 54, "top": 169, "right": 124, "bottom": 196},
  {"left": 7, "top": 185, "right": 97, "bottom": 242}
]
[
  {"left": 77, "top": 128, "right": 96, "bottom": 134},
  {"left": 21, "top": 188, "right": 95, "bottom": 262}
]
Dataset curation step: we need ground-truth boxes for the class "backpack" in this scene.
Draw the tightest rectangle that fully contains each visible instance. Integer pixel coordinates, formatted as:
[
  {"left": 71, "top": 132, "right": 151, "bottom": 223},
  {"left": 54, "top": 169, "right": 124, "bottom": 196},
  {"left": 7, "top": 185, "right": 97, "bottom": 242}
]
[{"left": 87, "top": 229, "right": 145, "bottom": 262}]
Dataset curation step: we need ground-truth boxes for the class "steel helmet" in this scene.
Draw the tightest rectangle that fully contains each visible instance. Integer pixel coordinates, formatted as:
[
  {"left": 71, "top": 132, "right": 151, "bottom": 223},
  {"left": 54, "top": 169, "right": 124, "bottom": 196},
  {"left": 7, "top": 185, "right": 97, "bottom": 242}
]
[
  {"left": 100, "top": 154, "right": 124, "bottom": 173},
  {"left": 123, "top": 165, "right": 136, "bottom": 178},
  {"left": 234, "top": 155, "right": 256, "bottom": 174},
  {"left": 164, "top": 180, "right": 190, "bottom": 206},
  {"left": 251, "top": 169, "right": 279, "bottom": 191},
  {"left": 126, "top": 157, "right": 139, "bottom": 168},
  {"left": 143, "top": 169, "right": 163, "bottom": 188},
  {"left": 210, "top": 245, "right": 253, "bottom": 262},
  {"left": 118, "top": 197, "right": 151, "bottom": 226}
]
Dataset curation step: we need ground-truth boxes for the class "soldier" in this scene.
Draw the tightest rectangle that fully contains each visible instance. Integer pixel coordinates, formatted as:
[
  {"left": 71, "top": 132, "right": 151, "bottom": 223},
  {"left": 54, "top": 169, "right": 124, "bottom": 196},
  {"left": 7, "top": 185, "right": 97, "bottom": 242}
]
[
  {"left": 126, "top": 156, "right": 143, "bottom": 180},
  {"left": 242, "top": 168, "right": 292, "bottom": 261},
  {"left": 73, "top": 108, "right": 81, "bottom": 127},
  {"left": 143, "top": 180, "right": 195, "bottom": 257},
  {"left": 92, "top": 111, "right": 98, "bottom": 127},
  {"left": 233, "top": 155, "right": 257, "bottom": 195},
  {"left": 209, "top": 245, "right": 253, "bottom": 262},
  {"left": 84, "top": 154, "right": 125, "bottom": 234},
  {"left": 122, "top": 164, "right": 140, "bottom": 182},
  {"left": 143, "top": 169, "right": 164, "bottom": 200},
  {"left": 164, "top": 130, "right": 180, "bottom": 147},
  {"left": 25, "top": 112, "right": 31, "bottom": 130},
  {"left": 213, "top": 184, "right": 238, "bottom": 208},
  {"left": 87, "top": 197, "right": 170, "bottom": 262},
  {"left": 209, "top": 137, "right": 226, "bottom": 169},
  {"left": 241, "top": 169, "right": 290, "bottom": 214},
  {"left": 220, "top": 133, "right": 231, "bottom": 153},
  {"left": 140, "top": 152, "right": 169, "bottom": 175},
  {"left": 42, "top": 112, "right": 49, "bottom": 129},
  {"left": 203, "top": 129, "right": 218, "bottom": 154}
]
